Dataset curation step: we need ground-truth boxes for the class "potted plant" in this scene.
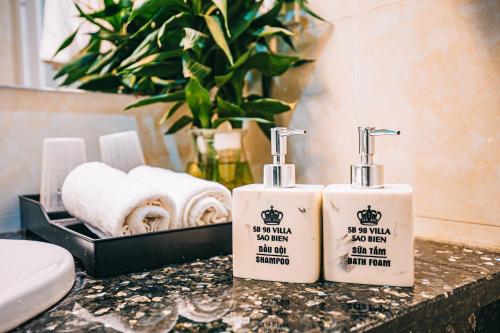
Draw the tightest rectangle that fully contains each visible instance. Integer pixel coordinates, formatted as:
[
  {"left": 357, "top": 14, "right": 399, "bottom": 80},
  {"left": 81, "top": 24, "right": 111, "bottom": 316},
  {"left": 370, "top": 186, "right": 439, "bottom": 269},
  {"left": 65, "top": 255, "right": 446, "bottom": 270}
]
[{"left": 54, "top": 0, "right": 322, "bottom": 189}]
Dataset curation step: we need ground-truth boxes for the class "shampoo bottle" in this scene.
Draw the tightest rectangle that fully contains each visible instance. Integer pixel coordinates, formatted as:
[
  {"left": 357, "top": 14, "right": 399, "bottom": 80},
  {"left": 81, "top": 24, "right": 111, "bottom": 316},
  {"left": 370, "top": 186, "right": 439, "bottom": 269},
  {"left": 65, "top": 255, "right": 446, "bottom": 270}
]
[
  {"left": 232, "top": 127, "right": 323, "bottom": 283},
  {"left": 323, "top": 127, "right": 414, "bottom": 287}
]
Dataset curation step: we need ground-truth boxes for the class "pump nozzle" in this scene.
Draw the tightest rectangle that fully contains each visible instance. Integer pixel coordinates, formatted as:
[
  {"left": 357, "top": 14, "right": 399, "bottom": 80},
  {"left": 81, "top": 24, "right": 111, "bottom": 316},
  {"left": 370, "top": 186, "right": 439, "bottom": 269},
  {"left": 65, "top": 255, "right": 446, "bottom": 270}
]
[
  {"left": 358, "top": 127, "right": 400, "bottom": 165},
  {"left": 270, "top": 127, "right": 306, "bottom": 165},
  {"left": 265, "top": 127, "right": 306, "bottom": 187},
  {"left": 352, "top": 127, "right": 400, "bottom": 188}
]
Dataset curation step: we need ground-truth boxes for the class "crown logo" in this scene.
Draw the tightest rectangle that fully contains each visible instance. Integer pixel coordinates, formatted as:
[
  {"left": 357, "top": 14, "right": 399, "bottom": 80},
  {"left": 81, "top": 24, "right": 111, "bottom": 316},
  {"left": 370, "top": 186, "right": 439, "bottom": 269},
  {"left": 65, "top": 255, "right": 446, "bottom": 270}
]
[
  {"left": 357, "top": 205, "right": 382, "bottom": 226},
  {"left": 261, "top": 206, "right": 283, "bottom": 225}
]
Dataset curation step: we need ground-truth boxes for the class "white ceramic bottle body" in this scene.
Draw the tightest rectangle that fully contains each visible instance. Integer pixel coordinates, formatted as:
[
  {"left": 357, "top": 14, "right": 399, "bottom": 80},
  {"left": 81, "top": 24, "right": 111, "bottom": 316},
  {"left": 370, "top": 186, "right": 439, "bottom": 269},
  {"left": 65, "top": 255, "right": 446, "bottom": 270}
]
[
  {"left": 232, "top": 184, "right": 323, "bottom": 283},
  {"left": 323, "top": 184, "right": 414, "bottom": 287}
]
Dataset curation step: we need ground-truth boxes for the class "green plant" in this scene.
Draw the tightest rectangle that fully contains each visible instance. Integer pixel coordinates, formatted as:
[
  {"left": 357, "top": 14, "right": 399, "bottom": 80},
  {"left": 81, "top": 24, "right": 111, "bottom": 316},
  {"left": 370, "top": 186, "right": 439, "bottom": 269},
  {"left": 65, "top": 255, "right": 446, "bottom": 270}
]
[{"left": 55, "top": 0, "right": 322, "bottom": 137}]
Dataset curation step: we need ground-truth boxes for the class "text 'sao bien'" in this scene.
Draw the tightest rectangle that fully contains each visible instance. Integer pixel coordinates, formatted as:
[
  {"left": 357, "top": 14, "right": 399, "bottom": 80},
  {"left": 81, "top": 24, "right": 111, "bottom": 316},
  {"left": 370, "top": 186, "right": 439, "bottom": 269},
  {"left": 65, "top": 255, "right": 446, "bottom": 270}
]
[
  {"left": 253, "top": 206, "right": 291, "bottom": 265},
  {"left": 346, "top": 205, "right": 392, "bottom": 267}
]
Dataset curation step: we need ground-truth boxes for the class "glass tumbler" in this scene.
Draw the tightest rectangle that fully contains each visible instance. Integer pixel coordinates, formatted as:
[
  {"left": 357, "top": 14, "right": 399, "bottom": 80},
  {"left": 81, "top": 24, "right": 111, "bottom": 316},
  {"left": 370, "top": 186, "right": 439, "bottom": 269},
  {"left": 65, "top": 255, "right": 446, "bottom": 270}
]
[
  {"left": 99, "top": 130, "right": 145, "bottom": 172},
  {"left": 40, "top": 137, "right": 87, "bottom": 212}
]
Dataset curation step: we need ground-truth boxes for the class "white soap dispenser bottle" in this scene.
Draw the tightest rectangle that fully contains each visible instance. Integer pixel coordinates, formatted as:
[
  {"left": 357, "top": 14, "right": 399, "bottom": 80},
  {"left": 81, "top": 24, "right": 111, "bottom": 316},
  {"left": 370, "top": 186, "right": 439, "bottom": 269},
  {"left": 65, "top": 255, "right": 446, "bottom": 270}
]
[
  {"left": 323, "top": 127, "right": 414, "bottom": 287},
  {"left": 232, "top": 127, "right": 323, "bottom": 283}
]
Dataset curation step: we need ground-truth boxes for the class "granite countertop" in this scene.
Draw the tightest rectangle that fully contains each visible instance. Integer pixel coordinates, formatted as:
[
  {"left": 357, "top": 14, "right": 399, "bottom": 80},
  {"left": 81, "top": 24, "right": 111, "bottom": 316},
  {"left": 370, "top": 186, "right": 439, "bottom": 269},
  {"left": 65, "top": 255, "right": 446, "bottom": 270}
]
[{"left": 3, "top": 232, "right": 499, "bottom": 333}]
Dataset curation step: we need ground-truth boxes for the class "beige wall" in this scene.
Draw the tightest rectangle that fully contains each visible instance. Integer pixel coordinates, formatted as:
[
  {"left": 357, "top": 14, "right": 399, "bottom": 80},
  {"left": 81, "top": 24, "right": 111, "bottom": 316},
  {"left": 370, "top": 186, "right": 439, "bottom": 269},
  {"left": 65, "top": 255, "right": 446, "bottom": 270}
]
[{"left": 272, "top": 0, "right": 499, "bottom": 248}]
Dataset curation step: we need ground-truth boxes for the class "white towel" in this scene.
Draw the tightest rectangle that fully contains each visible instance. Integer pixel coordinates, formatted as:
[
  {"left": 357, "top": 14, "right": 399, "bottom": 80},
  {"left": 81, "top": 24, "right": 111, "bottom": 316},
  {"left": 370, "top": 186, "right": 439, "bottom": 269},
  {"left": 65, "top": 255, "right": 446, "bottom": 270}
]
[
  {"left": 129, "top": 166, "right": 232, "bottom": 228},
  {"left": 62, "top": 162, "right": 177, "bottom": 238}
]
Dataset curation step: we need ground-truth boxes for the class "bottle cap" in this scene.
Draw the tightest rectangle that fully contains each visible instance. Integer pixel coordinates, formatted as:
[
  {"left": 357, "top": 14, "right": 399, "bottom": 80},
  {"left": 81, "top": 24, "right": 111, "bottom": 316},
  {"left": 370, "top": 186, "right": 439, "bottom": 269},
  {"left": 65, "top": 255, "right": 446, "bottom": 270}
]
[
  {"left": 264, "top": 127, "right": 306, "bottom": 187},
  {"left": 351, "top": 127, "right": 400, "bottom": 189}
]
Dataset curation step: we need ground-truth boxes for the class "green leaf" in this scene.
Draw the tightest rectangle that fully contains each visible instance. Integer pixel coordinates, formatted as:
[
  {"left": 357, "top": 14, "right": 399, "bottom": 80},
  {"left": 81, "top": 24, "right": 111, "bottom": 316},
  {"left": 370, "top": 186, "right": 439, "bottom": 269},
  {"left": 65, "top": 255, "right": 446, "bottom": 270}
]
[
  {"left": 253, "top": 24, "right": 296, "bottom": 51},
  {"left": 213, "top": 116, "right": 271, "bottom": 129},
  {"left": 204, "top": 15, "right": 233, "bottom": 65},
  {"left": 293, "top": 59, "right": 314, "bottom": 67},
  {"left": 86, "top": 48, "right": 118, "bottom": 74},
  {"left": 157, "top": 12, "right": 190, "bottom": 47},
  {"left": 232, "top": 43, "right": 256, "bottom": 69},
  {"left": 185, "top": 77, "right": 212, "bottom": 128},
  {"left": 159, "top": 101, "right": 184, "bottom": 124},
  {"left": 246, "top": 53, "right": 300, "bottom": 76},
  {"left": 119, "top": 30, "right": 159, "bottom": 68},
  {"left": 299, "top": 0, "right": 325, "bottom": 21},
  {"left": 53, "top": 27, "right": 79, "bottom": 58},
  {"left": 242, "top": 98, "right": 291, "bottom": 114},
  {"left": 131, "top": 61, "right": 181, "bottom": 77},
  {"left": 182, "top": 57, "right": 212, "bottom": 81},
  {"left": 121, "top": 74, "right": 136, "bottom": 89},
  {"left": 230, "top": 1, "right": 262, "bottom": 40},
  {"left": 152, "top": 78, "right": 186, "bottom": 91},
  {"left": 165, "top": 115, "right": 193, "bottom": 134},
  {"left": 87, "top": 4, "right": 121, "bottom": 19},
  {"left": 82, "top": 35, "right": 102, "bottom": 53},
  {"left": 121, "top": 53, "right": 160, "bottom": 72},
  {"left": 119, "top": 0, "right": 132, "bottom": 8},
  {"left": 133, "top": 76, "right": 156, "bottom": 93},
  {"left": 150, "top": 77, "right": 173, "bottom": 86},
  {"left": 78, "top": 75, "right": 122, "bottom": 91},
  {"left": 224, "top": 69, "right": 246, "bottom": 104},
  {"left": 129, "top": 17, "right": 155, "bottom": 39},
  {"left": 214, "top": 71, "right": 233, "bottom": 87},
  {"left": 122, "top": 52, "right": 182, "bottom": 75},
  {"left": 271, "top": 19, "right": 296, "bottom": 50},
  {"left": 211, "top": 0, "right": 230, "bottom": 37},
  {"left": 54, "top": 52, "right": 99, "bottom": 81},
  {"left": 75, "top": 3, "right": 111, "bottom": 31},
  {"left": 98, "top": 0, "right": 123, "bottom": 30},
  {"left": 191, "top": 0, "right": 202, "bottom": 14},
  {"left": 180, "top": 28, "right": 207, "bottom": 51},
  {"left": 252, "top": 0, "right": 283, "bottom": 28},
  {"left": 216, "top": 97, "right": 244, "bottom": 118},
  {"left": 214, "top": 44, "right": 255, "bottom": 87},
  {"left": 125, "top": 90, "right": 185, "bottom": 110},
  {"left": 128, "top": 0, "right": 188, "bottom": 23},
  {"left": 253, "top": 26, "right": 293, "bottom": 38},
  {"left": 91, "top": 30, "right": 127, "bottom": 43}
]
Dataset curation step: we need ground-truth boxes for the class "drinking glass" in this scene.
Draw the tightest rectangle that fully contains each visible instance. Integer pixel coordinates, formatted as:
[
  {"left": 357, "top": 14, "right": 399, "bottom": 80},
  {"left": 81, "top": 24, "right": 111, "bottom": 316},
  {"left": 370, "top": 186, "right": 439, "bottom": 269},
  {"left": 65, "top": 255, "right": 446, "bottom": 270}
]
[
  {"left": 40, "top": 137, "right": 87, "bottom": 212},
  {"left": 99, "top": 130, "right": 145, "bottom": 172}
]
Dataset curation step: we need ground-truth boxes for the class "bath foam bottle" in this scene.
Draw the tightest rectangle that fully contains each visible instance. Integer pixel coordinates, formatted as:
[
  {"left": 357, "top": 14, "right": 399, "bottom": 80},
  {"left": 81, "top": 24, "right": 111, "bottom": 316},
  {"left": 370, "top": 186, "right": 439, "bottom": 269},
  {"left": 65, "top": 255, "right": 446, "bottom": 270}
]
[
  {"left": 323, "top": 127, "right": 414, "bottom": 287},
  {"left": 232, "top": 127, "right": 323, "bottom": 283}
]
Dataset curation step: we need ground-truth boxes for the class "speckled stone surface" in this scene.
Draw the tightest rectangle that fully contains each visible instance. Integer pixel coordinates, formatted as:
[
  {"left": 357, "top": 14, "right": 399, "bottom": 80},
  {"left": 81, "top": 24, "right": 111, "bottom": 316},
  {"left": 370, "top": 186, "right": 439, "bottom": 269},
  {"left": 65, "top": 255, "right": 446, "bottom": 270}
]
[{"left": 2, "top": 232, "right": 499, "bottom": 332}]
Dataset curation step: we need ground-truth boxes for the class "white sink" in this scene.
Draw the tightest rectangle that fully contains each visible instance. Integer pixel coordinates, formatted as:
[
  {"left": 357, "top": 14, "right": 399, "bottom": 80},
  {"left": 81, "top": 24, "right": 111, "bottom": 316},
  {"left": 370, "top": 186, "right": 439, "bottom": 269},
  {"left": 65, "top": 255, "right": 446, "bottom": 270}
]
[{"left": 0, "top": 239, "right": 75, "bottom": 332}]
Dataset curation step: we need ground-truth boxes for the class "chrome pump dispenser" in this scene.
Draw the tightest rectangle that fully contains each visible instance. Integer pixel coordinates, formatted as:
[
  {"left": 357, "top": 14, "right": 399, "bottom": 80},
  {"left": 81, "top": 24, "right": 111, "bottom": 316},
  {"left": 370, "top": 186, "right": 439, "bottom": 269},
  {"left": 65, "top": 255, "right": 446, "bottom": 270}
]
[
  {"left": 323, "top": 126, "right": 414, "bottom": 287},
  {"left": 232, "top": 127, "right": 323, "bottom": 283},
  {"left": 351, "top": 127, "right": 400, "bottom": 189},
  {"left": 264, "top": 127, "right": 306, "bottom": 188}
]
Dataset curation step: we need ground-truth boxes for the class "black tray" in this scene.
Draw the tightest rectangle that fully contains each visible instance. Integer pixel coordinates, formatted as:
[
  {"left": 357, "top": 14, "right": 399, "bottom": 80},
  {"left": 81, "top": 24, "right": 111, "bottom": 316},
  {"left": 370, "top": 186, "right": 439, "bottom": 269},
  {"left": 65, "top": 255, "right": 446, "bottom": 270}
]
[{"left": 19, "top": 195, "right": 232, "bottom": 277}]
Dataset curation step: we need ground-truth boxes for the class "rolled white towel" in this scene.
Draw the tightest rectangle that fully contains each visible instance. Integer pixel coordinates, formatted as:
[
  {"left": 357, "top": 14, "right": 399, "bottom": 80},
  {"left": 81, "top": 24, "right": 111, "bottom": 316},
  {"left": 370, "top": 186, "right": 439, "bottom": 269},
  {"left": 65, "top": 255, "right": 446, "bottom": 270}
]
[
  {"left": 62, "top": 162, "right": 177, "bottom": 238},
  {"left": 129, "top": 166, "right": 232, "bottom": 228}
]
